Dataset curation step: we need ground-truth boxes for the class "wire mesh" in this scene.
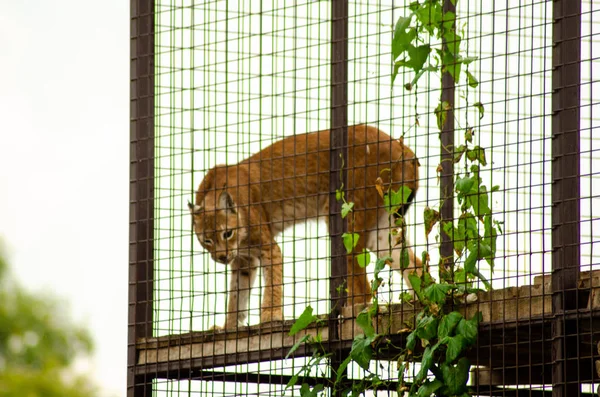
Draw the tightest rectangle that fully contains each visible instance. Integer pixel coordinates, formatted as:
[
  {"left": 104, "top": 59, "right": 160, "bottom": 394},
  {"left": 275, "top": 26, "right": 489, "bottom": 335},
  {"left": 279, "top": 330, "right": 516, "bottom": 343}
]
[{"left": 129, "top": 0, "right": 600, "bottom": 396}]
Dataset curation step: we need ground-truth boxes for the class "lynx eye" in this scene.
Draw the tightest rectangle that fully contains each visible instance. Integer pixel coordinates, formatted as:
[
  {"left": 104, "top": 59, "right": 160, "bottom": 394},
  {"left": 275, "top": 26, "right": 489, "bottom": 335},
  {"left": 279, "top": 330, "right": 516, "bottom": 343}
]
[
  {"left": 203, "top": 238, "right": 213, "bottom": 246},
  {"left": 223, "top": 230, "right": 234, "bottom": 240}
]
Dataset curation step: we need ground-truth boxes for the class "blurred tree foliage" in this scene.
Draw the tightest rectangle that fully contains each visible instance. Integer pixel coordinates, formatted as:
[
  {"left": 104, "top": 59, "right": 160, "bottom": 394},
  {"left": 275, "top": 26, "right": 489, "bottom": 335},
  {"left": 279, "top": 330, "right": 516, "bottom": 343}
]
[{"left": 0, "top": 246, "right": 100, "bottom": 397}]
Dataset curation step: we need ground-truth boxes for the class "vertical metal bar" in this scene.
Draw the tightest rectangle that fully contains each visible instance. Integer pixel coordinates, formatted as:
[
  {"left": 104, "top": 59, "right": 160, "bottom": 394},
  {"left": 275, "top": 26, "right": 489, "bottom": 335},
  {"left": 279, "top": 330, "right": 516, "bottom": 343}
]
[
  {"left": 440, "top": 0, "right": 456, "bottom": 276},
  {"left": 329, "top": 0, "right": 348, "bottom": 394},
  {"left": 551, "top": 0, "right": 581, "bottom": 396},
  {"left": 329, "top": 0, "right": 348, "bottom": 324},
  {"left": 128, "top": 0, "right": 155, "bottom": 396}
]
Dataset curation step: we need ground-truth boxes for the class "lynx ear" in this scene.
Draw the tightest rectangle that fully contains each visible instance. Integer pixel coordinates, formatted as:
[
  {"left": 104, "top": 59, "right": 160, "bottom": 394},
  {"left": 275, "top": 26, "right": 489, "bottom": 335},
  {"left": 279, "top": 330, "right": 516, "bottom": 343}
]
[
  {"left": 187, "top": 201, "right": 202, "bottom": 214},
  {"left": 218, "top": 191, "right": 236, "bottom": 214}
]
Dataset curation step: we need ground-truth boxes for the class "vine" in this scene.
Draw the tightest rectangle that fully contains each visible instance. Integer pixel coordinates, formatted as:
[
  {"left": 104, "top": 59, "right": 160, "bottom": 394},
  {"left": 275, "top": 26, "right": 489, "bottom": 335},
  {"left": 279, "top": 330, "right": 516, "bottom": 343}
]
[{"left": 285, "top": 1, "right": 501, "bottom": 396}]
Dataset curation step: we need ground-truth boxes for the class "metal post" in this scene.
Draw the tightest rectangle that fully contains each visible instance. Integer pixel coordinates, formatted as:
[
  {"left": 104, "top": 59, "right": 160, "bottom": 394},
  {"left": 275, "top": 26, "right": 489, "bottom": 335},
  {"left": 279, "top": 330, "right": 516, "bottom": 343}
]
[
  {"left": 440, "top": 0, "right": 456, "bottom": 276},
  {"left": 329, "top": 0, "right": 348, "bottom": 394},
  {"left": 128, "top": 0, "right": 155, "bottom": 396},
  {"left": 551, "top": 0, "right": 581, "bottom": 395}
]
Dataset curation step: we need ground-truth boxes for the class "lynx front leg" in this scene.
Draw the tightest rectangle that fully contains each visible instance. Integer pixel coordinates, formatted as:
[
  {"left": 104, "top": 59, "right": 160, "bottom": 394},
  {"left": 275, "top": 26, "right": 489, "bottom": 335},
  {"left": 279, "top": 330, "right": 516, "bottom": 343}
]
[
  {"left": 259, "top": 242, "right": 284, "bottom": 324},
  {"left": 223, "top": 257, "right": 258, "bottom": 329}
]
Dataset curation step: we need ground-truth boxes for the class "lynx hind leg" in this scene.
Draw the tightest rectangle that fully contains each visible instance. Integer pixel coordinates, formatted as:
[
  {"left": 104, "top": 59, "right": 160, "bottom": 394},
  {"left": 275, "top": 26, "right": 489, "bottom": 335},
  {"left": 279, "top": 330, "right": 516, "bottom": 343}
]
[
  {"left": 366, "top": 212, "right": 422, "bottom": 290},
  {"left": 223, "top": 257, "right": 258, "bottom": 329}
]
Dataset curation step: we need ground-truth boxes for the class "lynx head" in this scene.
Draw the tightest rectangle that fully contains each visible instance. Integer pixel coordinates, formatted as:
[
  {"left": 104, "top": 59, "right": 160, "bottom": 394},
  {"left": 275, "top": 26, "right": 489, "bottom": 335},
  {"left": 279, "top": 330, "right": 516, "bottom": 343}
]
[{"left": 188, "top": 190, "right": 247, "bottom": 264}]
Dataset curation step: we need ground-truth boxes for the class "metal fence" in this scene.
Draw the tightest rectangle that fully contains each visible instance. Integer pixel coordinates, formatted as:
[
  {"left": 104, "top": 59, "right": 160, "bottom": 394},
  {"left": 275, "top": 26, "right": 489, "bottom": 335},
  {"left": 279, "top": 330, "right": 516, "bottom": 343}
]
[{"left": 129, "top": 0, "right": 600, "bottom": 395}]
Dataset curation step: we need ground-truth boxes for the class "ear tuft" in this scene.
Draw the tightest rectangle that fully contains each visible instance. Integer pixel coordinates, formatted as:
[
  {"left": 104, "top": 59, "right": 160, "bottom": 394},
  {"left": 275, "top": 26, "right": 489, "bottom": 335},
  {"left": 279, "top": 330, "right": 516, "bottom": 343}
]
[
  {"left": 218, "top": 190, "right": 236, "bottom": 214},
  {"left": 188, "top": 201, "right": 202, "bottom": 214}
]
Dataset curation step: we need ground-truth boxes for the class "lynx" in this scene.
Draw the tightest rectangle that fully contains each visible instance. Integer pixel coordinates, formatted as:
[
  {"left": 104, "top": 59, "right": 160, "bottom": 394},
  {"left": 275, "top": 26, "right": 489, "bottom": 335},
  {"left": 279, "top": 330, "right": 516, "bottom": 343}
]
[{"left": 189, "top": 124, "right": 421, "bottom": 329}]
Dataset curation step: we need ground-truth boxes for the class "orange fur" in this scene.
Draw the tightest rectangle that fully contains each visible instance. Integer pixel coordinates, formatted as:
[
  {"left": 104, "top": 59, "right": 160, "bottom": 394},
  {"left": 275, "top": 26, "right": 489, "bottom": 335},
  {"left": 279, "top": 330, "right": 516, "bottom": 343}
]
[{"left": 190, "top": 124, "right": 421, "bottom": 328}]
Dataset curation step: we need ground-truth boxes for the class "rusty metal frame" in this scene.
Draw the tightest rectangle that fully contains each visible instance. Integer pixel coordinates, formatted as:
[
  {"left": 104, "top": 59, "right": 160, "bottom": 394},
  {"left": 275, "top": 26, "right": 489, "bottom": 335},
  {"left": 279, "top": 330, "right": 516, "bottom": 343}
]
[
  {"left": 551, "top": 0, "right": 582, "bottom": 396},
  {"left": 128, "top": 0, "right": 155, "bottom": 395}
]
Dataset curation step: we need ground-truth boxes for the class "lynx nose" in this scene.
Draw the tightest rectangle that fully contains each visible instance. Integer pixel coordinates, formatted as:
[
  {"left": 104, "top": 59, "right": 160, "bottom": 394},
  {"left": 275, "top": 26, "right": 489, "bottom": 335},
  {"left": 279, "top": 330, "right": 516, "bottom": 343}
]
[{"left": 218, "top": 255, "right": 229, "bottom": 263}]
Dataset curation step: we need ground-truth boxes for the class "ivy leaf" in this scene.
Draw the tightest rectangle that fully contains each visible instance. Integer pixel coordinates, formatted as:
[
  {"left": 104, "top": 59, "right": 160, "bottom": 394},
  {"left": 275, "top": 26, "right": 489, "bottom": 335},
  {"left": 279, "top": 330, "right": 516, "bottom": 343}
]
[
  {"left": 406, "top": 44, "right": 431, "bottom": 72},
  {"left": 465, "top": 128, "right": 474, "bottom": 143},
  {"left": 285, "top": 334, "right": 311, "bottom": 359},
  {"left": 417, "top": 379, "right": 443, "bottom": 397},
  {"left": 416, "top": 345, "right": 436, "bottom": 382},
  {"left": 453, "top": 144, "right": 466, "bottom": 163},
  {"left": 374, "top": 257, "right": 391, "bottom": 280},
  {"left": 408, "top": 273, "right": 423, "bottom": 301},
  {"left": 392, "top": 16, "right": 415, "bottom": 60},
  {"left": 466, "top": 146, "right": 487, "bottom": 166},
  {"left": 438, "top": 311, "right": 464, "bottom": 339},
  {"left": 341, "top": 202, "right": 354, "bottom": 218},
  {"left": 342, "top": 232, "right": 359, "bottom": 254},
  {"left": 350, "top": 334, "right": 373, "bottom": 370},
  {"left": 415, "top": 315, "right": 439, "bottom": 341},
  {"left": 446, "top": 334, "right": 468, "bottom": 363},
  {"left": 424, "top": 207, "right": 440, "bottom": 240},
  {"left": 356, "top": 249, "right": 371, "bottom": 268},
  {"left": 401, "top": 248, "right": 411, "bottom": 269},
  {"left": 400, "top": 291, "right": 414, "bottom": 304},
  {"left": 299, "top": 383, "right": 324, "bottom": 397},
  {"left": 441, "top": 358, "right": 471, "bottom": 395},
  {"left": 289, "top": 306, "right": 316, "bottom": 336},
  {"left": 473, "top": 102, "right": 485, "bottom": 120},
  {"left": 466, "top": 70, "right": 479, "bottom": 88},
  {"left": 456, "top": 317, "right": 478, "bottom": 345},
  {"left": 406, "top": 330, "right": 418, "bottom": 352},
  {"left": 356, "top": 311, "right": 376, "bottom": 339},
  {"left": 435, "top": 101, "right": 450, "bottom": 131},
  {"left": 423, "top": 283, "right": 455, "bottom": 305},
  {"left": 455, "top": 176, "right": 475, "bottom": 195},
  {"left": 384, "top": 186, "right": 413, "bottom": 213}
]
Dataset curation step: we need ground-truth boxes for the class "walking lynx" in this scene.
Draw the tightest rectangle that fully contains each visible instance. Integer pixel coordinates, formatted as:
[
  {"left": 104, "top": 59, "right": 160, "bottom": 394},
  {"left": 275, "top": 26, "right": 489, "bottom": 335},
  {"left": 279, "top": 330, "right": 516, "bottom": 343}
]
[{"left": 189, "top": 124, "right": 421, "bottom": 329}]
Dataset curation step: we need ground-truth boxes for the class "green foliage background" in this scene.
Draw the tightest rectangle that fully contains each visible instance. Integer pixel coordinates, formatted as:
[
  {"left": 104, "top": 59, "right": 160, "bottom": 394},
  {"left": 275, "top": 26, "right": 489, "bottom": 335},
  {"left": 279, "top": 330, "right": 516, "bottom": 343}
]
[{"left": 0, "top": 245, "right": 100, "bottom": 397}]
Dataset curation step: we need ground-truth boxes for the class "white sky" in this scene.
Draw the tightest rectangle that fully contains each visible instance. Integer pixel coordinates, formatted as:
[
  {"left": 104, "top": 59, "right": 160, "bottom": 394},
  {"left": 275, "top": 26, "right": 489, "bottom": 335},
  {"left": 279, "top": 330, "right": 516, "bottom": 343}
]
[{"left": 0, "top": 1, "right": 128, "bottom": 396}]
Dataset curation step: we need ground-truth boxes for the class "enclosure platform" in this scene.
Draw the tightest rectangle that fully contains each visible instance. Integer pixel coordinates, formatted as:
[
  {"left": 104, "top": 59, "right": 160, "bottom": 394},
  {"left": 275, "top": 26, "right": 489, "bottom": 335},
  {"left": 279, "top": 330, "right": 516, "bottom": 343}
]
[{"left": 135, "top": 271, "right": 600, "bottom": 386}]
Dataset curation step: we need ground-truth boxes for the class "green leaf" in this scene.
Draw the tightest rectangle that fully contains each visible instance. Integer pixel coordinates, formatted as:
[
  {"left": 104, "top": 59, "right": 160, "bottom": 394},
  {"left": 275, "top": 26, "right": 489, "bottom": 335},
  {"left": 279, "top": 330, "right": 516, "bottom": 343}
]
[
  {"left": 455, "top": 176, "right": 475, "bottom": 195},
  {"left": 466, "top": 70, "right": 479, "bottom": 88},
  {"left": 289, "top": 306, "right": 316, "bottom": 336},
  {"left": 342, "top": 232, "right": 359, "bottom": 254},
  {"left": 417, "top": 379, "right": 443, "bottom": 397},
  {"left": 446, "top": 334, "right": 468, "bottom": 363},
  {"left": 356, "top": 249, "right": 371, "bottom": 268},
  {"left": 401, "top": 248, "right": 411, "bottom": 269},
  {"left": 464, "top": 249, "right": 478, "bottom": 274},
  {"left": 392, "top": 16, "right": 414, "bottom": 60},
  {"left": 453, "top": 144, "right": 466, "bottom": 163},
  {"left": 466, "top": 145, "right": 487, "bottom": 166},
  {"left": 406, "top": 330, "right": 417, "bottom": 352},
  {"left": 406, "top": 44, "right": 431, "bottom": 72},
  {"left": 286, "top": 373, "right": 299, "bottom": 389},
  {"left": 424, "top": 207, "right": 440, "bottom": 240},
  {"left": 456, "top": 318, "right": 478, "bottom": 345},
  {"left": 435, "top": 101, "right": 450, "bottom": 131},
  {"left": 441, "top": 358, "right": 471, "bottom": 395},
  {"left": 465, "top": 128, "right": 474, "bottom": 143},
  {"left": 341, "top": 202, "right": 354, "bottom": 218},
  {"left": 438, "top": 311, "right": 464, "bottom": 339},
  {"left": 400, "top": 291, "right": 414, "bottom": 304},
  {"left": 423, "top": 283, "right": 454, "bottom": 305},
  {"left": 473, "top": 102, "right": 485, "bottom": 120},
  {"left": 299, "top": 383, "right": 324, "bottom": 397},
  {"left": 374, "top": 257, "right": 390, "bottom": 280},
  {"left": 384, "top": 186, "right": 413, "bottom": 213},
  {"left": 415, "top": 315, "right": 439, "bottom": 341},
  {"left": 416, "top": 345, "right": 435, "bottom": 382},
  {"left": 285, "top": 334, "right": 311, "bottom": 359},
  {"left": 356, "top": 311, "right": 376, "bottom": 339},
  {"left": 408, "top": 273, "right": 423, "bottom": 299},
  {"left": 350, "top": 334, "right": 373, "bottom": 370}
]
